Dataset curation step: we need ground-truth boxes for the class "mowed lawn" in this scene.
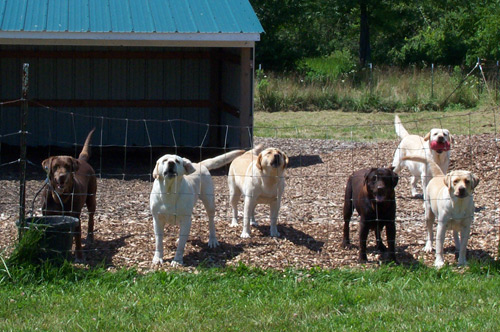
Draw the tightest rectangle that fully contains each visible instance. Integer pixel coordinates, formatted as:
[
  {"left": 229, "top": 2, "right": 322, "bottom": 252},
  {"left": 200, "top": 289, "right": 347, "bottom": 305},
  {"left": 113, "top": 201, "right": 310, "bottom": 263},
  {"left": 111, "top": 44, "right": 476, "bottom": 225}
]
[
  {"left": 254, "top": 108, "right": 499, "bottom": 139},
  {"left": 1, "top": 263, "right": 500, "bottom": 331}
]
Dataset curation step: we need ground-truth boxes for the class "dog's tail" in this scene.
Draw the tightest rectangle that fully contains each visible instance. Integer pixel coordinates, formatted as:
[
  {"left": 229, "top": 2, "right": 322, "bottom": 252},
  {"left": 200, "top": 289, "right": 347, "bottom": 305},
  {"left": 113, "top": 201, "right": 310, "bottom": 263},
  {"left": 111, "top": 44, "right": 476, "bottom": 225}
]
[
  {"left": 251, "top": 143, "right": 264, "bottom": 156},
  {"left": 395, "top": 115, "right": 410, "bottom": 139},
  {"left": 401, "top": 156, "right": 444, "bottom": 178},
  {"left": 200, "top": 149, "right": 245, "bottom": 170},
  {"left": 78, "top": 128, "right": 96, "bottom": 162}
]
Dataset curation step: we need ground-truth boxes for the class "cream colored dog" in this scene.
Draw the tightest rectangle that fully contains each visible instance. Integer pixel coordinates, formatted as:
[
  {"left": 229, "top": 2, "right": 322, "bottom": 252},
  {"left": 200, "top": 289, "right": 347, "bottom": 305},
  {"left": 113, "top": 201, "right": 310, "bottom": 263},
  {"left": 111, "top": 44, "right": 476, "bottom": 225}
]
[
  {"left": 228, "top": 145, "right": 289, "bottom": 238},
  {"left": 150, "top": 150, "right": 244, "bottom": 266},
  {"left": 403, "top": 156, "right": 479, "bottom": 268},
  {"left": 392, "top": 115, "right": 452, "bottom": 198}
]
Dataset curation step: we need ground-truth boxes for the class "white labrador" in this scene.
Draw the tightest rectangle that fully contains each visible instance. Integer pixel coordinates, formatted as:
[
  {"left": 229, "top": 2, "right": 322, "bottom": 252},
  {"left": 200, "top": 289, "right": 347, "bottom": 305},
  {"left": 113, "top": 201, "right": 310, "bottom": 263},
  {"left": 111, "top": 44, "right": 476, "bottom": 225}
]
[
  {"left": 150, "top": 150, "right": 244, "bottom": 266},
  {"left": 228, "top": 145, "right": 289, "bottom": 238},
  {"left": 392, "top": 114, "right": 452, "bottom": 198},
  {"left": 403, "top": 156, "right": 479, "bottom": 268}
]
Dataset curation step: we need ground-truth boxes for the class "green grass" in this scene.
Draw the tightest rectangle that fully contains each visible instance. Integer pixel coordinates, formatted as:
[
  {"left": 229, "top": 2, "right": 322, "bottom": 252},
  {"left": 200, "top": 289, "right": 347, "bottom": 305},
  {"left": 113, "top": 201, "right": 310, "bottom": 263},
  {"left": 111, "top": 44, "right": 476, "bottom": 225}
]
[
  {"left": 0, "top": 262, "right": 499, "bottom": 331},
  {"left": 254, "top": 108, "right": 500, "bottom": 140},
  {"left": 255, "top": 67, "right": 497, "bottom": 113}
]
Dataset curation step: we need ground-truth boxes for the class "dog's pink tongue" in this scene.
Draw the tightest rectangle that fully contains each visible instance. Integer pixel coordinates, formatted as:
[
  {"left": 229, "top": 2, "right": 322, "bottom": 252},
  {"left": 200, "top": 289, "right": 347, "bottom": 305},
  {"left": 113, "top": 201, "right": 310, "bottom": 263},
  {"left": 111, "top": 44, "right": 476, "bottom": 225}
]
[{"left": 430, "top": 141, "right": 450, "bottom": 151}]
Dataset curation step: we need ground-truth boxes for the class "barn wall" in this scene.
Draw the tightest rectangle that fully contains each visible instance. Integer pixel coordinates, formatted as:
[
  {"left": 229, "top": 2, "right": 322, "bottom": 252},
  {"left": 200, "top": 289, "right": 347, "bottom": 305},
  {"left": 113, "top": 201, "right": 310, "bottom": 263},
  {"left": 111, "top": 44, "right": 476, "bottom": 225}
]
[{"left": 0, "top": 45, "right": 247, "bottom": 149}]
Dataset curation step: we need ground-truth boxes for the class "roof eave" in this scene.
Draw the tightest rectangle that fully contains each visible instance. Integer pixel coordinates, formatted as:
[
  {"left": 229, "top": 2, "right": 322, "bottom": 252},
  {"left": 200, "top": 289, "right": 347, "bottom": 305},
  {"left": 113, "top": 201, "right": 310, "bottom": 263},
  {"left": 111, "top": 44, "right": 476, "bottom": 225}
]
[{"left": 0, "top": 31, "right": 260, "bottom": 47}]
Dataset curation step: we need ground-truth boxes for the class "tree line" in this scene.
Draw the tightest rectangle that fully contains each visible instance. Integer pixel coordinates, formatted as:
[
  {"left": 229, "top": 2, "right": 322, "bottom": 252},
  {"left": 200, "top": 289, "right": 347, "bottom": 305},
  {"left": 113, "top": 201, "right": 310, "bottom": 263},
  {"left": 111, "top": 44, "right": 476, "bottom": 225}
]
[{"left": 250, "top": 0, "right": 500, "bottom": 71}]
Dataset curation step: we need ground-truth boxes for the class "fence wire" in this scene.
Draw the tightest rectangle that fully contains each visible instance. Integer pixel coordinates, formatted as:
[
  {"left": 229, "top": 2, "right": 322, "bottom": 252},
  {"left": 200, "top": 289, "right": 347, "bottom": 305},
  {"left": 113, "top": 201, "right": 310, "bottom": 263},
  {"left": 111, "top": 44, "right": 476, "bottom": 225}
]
[{"left": 0, "top": 100, "right": 499, "bottom": 269}]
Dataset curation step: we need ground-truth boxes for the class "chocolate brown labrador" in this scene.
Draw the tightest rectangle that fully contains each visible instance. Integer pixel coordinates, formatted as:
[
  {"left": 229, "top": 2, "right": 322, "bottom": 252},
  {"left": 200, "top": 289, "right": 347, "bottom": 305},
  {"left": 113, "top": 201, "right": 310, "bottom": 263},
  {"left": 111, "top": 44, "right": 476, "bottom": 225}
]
[
  {"left": 42, "top": 129, "right": 97, "bottom": 261},
  {"left": 342, "top": 167, "right": 399, "bottom": 263}
]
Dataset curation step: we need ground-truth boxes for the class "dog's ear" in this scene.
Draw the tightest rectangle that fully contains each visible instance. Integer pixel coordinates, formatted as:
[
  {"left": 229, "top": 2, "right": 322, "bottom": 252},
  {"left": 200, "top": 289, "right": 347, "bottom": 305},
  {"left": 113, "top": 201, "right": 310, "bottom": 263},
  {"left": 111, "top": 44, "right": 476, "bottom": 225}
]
[
  {"left": 42, "top": 157, "right": 53, "bottom": 175},
  {"left": 444, "top": 174, "right": 452, "bottom": 189},
  {"left": 281, "top": 151, "right": 289, "bottom": 169},
  {"left": 71, "top": 158, "right": 80, "bottom": 173},
  {"left": 152, "top": 161, "right": 161, "bottom": 179},
  {"left": 256, "top": 153, "right": 263, "bottom": 171},
  {"left": 424, "top": 132, "right": 431, "bottom": 141},
  {"left": 183, "top": 158, "right": 196, "bottom": 175},
  {"left": 364, "top": 168, "right": 377, "bottom": 184},
  {"left": 391, "top": 170, "right": 399, "bottom": 188},
  {"left": 449, "top": 134, "right": 454, "bottom": 144},
  {"left": 471, "top": 173, "right": 480, "bottom": 189}
]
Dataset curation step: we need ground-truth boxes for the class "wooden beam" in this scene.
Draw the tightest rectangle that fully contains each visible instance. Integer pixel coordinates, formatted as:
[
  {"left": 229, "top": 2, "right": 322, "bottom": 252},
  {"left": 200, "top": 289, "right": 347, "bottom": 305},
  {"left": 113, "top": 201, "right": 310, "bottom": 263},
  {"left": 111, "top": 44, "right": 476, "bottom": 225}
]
[
  {"left": 209, "top": 48, "right": 222, "bottom": 147},
  {"left": 28, "top": 99, "right": 211, "bottom": 108},
  {"left": 239, "top": 48, "right": 253, "bottom": 148},
  {"left": 0, "top": 50, "right": 211, "bottom": 60},
  {"left": 1, "top": 99, "right": 240, "bottom": 118}
]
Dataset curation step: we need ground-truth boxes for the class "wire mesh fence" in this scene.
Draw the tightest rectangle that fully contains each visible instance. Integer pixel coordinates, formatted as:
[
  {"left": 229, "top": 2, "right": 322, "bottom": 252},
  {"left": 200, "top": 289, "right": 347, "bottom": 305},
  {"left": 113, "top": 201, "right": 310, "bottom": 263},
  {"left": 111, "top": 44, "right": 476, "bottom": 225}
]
[{"left": 0, "top": 96, "right": 499, "bottom": 271}]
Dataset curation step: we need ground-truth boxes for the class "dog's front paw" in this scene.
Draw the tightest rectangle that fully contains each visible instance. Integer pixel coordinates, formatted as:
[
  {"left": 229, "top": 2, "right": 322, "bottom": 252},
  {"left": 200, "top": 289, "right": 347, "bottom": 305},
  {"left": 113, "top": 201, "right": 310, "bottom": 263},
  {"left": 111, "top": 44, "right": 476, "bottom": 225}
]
[
  {"left": 230, "top": 219, "right": 238, "bottom": 227},
  {"left": 342, "top": 240, "right": 353, "bottom": 249},
  {"left": 376, "top": 243, "right": 387, "bottom": 252},
  {"left": 86, "top": 233, "right": 94, "bottom": 244},
  {"left": 423, "top": 242, "right": 433, "bottom": 253},
  {"left": 358, "top": 253, "right": 368, "bottom": 263},
  {"left": 457, "top": 257, "right": 468, "bottom": 267},
  {"left": 270, "top": 228, "right": 280, "bottom": 237},
  {"left": 74, "top": 256, "right": 85, "bottom": 264},
  {"left": 434, "top": 259, "right": 445, "bottom": 269},
  {"left": 240, "top": 230, "right": 251, "bottom": 238},
  {"left": 170, "top": 260, "right": 184, "bottom": 267},
  {"left": 208, "top": 237, "right": 219, "bottom": 248},
  {"left": 152, "top": 255, "right": 163, "bottom": 265}
]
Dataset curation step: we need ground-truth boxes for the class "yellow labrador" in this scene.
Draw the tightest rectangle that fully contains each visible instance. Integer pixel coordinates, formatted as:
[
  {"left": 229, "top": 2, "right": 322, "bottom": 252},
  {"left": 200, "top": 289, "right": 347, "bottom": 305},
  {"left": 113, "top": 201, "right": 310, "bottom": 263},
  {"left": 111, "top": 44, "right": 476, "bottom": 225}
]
[
  {"left": 403, "top": 156, "right": 479, "bottom": 268},
  {"left": 392, "top": 115, "right": 452, "bottom": 198},
  {"left": 150, "top": 149, "right": 244, "bottom": 266},
  {"left": 228, "top": 145, "right": 289, "bottom": 238}
]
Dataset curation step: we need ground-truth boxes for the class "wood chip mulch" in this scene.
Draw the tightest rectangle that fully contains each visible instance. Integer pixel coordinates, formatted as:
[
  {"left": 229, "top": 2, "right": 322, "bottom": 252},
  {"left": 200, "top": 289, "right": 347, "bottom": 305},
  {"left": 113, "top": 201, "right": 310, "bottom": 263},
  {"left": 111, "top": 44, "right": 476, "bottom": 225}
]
[{"left": 1, "top": 134, "right": 498, "bottom": 271}]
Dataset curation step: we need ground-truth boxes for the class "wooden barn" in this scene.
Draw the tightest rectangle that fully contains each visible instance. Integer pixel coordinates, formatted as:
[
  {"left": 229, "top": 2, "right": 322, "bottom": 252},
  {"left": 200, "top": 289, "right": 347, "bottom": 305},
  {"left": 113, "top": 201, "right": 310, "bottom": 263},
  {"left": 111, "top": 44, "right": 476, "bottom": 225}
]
[{"left": 0, "top": 0, "right": 263, "bottom": 150}]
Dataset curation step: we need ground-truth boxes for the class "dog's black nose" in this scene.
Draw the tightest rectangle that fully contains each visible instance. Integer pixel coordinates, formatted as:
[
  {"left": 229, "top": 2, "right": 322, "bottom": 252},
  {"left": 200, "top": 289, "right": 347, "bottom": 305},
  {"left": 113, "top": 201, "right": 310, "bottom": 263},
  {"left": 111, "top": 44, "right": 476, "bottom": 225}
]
[
  {"left": 437, "top": 136, "right": 445, "bottom": 143},
  {"left": 271, "top": 154, "right": 280, "bottom": 167},
  {"left": 458, "top": 187, "right": 466, "bottom": 196}
]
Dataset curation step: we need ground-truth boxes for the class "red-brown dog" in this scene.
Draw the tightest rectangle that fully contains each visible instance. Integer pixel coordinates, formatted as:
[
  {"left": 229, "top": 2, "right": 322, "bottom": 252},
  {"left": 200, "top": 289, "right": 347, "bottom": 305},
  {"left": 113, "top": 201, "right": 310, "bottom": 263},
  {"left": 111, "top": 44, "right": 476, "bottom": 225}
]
[{"left": 42, "top": 129, "right": 97, "bottom": 261}]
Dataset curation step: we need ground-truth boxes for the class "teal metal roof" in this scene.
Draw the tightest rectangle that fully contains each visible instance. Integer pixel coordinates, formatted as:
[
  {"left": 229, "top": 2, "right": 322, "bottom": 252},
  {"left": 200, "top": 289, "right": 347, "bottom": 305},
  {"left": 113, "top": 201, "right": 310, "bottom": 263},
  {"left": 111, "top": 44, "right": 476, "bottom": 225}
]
[{"left": 0, "top": 0, "right": 263, "bottom": 45}]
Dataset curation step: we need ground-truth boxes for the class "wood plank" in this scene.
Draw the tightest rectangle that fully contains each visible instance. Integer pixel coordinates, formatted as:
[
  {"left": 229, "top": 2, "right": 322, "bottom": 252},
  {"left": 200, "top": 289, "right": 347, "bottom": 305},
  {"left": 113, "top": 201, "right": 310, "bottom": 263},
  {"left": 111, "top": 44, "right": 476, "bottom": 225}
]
[{"left": 0, "top": 49, "right": 211, "bottom": 60}]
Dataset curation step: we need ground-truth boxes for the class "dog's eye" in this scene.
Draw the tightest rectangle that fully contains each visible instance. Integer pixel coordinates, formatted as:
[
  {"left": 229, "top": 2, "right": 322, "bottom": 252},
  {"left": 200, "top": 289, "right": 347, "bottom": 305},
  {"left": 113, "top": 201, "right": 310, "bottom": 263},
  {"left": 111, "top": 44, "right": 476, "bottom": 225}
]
[{"left": 175, "top": 160, "right": 180, "bottom": 164}]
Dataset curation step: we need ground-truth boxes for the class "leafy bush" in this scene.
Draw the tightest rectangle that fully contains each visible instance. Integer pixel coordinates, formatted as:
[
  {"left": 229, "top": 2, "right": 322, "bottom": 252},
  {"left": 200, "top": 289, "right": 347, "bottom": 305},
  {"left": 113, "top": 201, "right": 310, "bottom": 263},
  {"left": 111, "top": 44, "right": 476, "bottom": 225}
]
[{"left": 298, "top": 50, "right": 356, "bottom": 83}]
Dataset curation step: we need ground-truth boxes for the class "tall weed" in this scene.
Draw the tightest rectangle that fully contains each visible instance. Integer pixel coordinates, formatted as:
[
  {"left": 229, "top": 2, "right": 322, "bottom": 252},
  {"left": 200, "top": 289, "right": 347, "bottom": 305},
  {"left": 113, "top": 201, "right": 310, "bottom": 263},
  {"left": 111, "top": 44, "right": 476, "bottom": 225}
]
[{"left": 255, "top": 65, "right": 496, "bottom": 113}]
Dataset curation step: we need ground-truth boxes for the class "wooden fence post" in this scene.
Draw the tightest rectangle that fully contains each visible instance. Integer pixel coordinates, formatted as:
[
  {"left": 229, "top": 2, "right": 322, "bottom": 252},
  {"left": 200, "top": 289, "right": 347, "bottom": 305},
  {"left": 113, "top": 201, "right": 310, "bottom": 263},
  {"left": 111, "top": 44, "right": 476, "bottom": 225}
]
[{"left": 18, "top": 63, "right": 29, "bottom": 240}]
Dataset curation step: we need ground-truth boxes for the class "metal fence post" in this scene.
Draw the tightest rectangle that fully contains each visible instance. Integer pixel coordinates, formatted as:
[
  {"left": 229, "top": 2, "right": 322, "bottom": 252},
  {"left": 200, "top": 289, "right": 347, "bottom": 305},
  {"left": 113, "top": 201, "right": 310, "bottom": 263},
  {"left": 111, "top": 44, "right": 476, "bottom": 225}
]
[
  {"left": 496, "top": 61, "right": 499, "bottom": 103},
  {"left": 18, "top": 63, "right": 29, "bottom": 240},
  {"left": 431, "top": 63, "right": 434, "bottom": 99},
  {"left": 369, "top": 63, "right": 373, "bottom": 95}
]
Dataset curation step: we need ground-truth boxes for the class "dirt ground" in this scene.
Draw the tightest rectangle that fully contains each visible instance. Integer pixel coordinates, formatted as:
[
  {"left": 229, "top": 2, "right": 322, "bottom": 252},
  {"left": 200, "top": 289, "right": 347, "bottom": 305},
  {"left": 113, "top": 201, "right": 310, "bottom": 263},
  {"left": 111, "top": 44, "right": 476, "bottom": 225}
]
[{"left": 1, "top": 134, "right": 498, "bottom": 271}]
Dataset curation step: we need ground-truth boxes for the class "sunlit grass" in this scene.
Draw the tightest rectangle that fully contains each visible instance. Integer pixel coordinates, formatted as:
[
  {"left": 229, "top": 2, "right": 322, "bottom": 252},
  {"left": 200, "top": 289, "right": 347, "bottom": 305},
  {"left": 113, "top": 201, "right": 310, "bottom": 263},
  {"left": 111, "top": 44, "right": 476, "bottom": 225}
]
[
  {"left": 254, "top": 108, "right": 500, "bottom": 140},
  {"left": 0, "top": 262, "right": 499, "bottom": 331},
  {"left": 255, "top": 67, "right": 498, "bottom": 113}
]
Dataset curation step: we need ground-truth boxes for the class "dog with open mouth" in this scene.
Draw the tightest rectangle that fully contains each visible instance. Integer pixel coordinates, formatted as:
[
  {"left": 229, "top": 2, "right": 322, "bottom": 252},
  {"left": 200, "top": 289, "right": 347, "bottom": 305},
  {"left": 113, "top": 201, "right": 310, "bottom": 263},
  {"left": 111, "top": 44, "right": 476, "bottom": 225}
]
[
  {"left": 150, "top": 149, "right": 244, "bottom": 266},
  {"left": 392, "top": 115, "right": 452, "bottom": 198},
  {"left": 42, "top": 128, "right": 97, "bottom": 261}
]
